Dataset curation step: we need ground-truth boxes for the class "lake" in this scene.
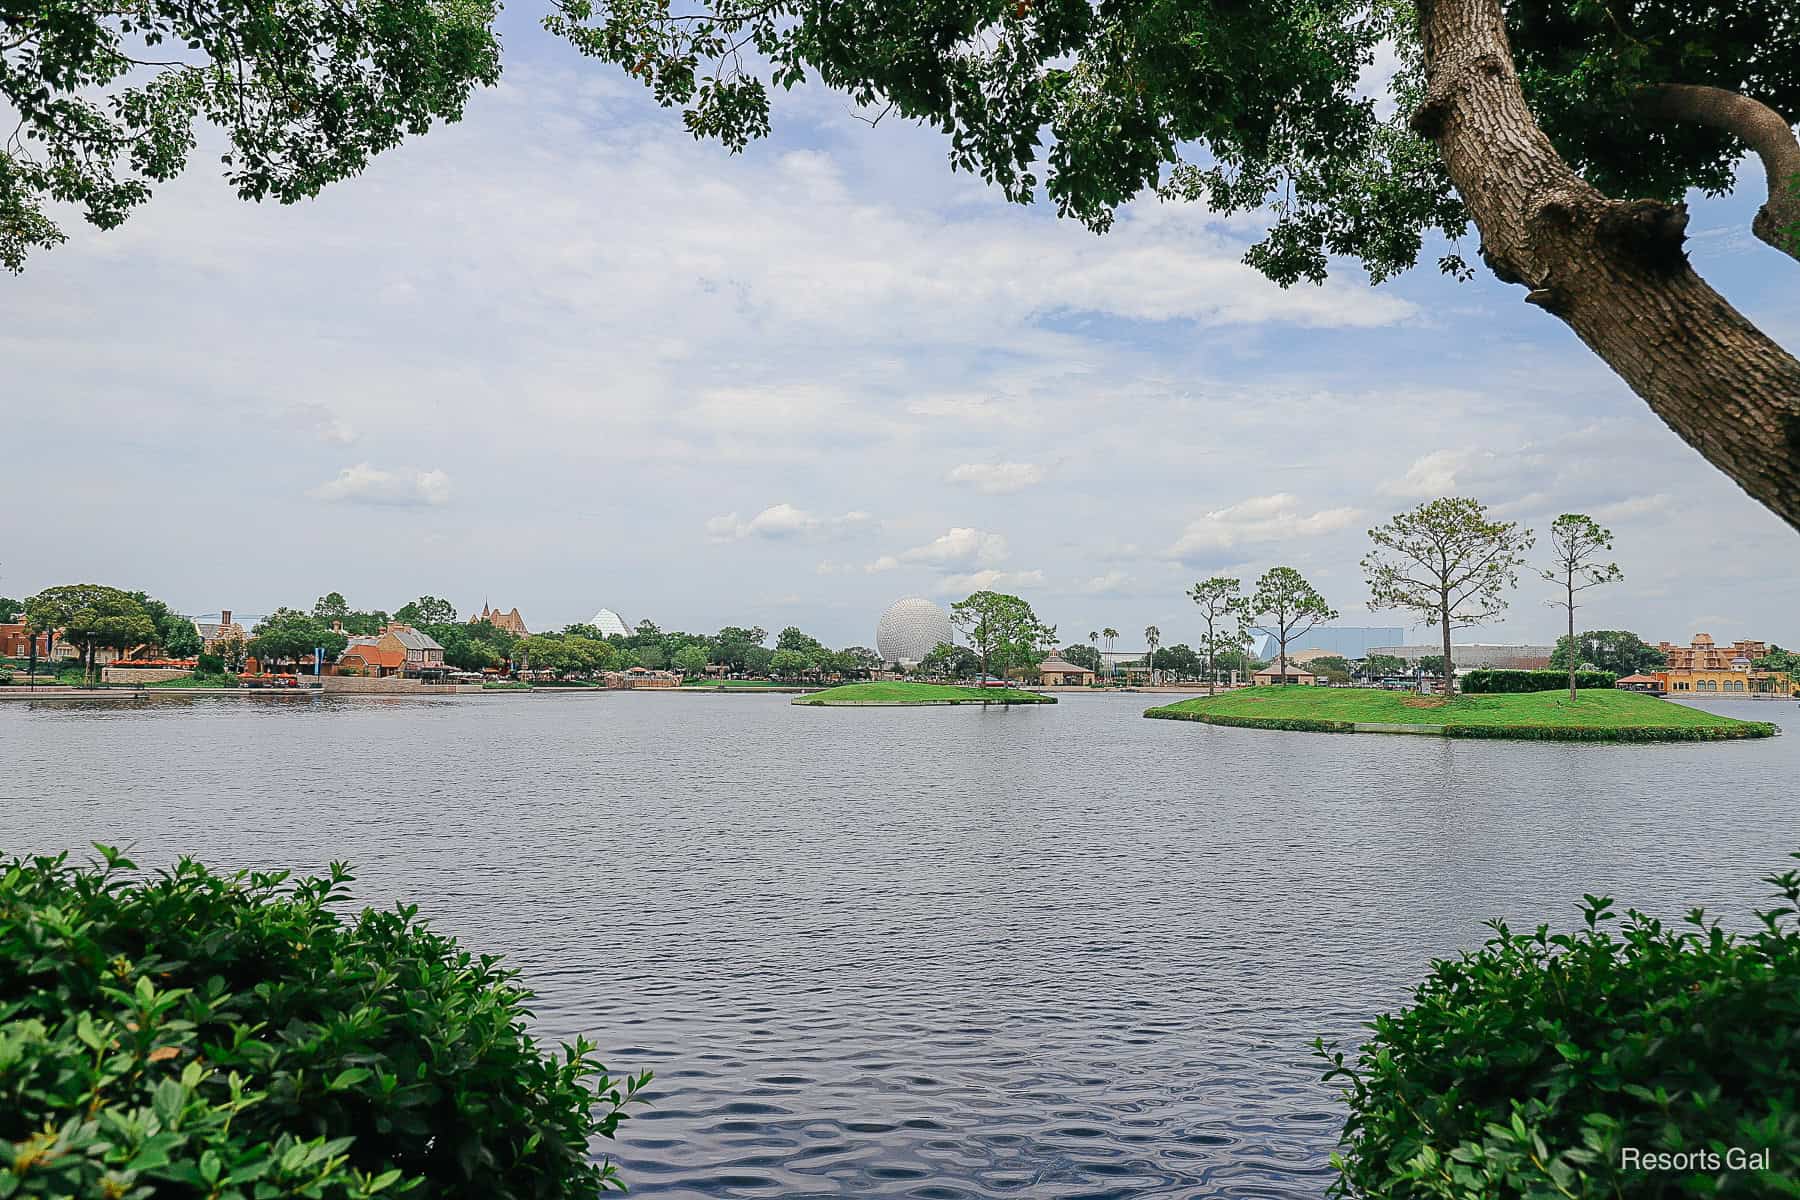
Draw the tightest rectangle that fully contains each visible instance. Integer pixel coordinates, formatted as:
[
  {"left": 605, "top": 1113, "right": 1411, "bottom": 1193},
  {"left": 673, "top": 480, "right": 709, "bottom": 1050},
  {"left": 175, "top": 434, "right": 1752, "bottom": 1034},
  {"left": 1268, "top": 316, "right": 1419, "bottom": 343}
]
[{"left": 4, "top": 690, "right": 1796, "bottom": 1198}]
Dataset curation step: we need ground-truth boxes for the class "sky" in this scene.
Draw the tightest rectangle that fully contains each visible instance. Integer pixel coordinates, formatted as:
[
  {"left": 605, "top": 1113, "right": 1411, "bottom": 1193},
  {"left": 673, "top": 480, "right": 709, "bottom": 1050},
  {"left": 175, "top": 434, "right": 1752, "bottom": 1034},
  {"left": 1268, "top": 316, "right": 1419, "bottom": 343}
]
[{"left": 3, "top": 21, "right": 1797, "bottom": 653}]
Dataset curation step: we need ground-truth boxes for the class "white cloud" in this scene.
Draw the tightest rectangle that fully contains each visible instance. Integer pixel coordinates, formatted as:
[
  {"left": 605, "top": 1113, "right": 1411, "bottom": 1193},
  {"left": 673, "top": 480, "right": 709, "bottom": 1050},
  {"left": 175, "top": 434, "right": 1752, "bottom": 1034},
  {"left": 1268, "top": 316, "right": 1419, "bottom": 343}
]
[
  {"left": 936, "top": 569, "right": 1047, "bottom": 596},
  {"left": 1382, "top": 450, "right": 1473, "bottom": 497},
  {"left": 316, "top": 418, "right": 358, "bottom": 446},
  {"left": 1080, "top": 571, "right": 1133, "bottom": 594},
  {"left": 1167, "top": 494, "right": 1360, "bottom": 557},
  {"left": 706, "top": 503, "right": 872, "bottom": 543},
  {"left": 864, "top": 555, "right": 901, "bottom": 573},
  {"left": 946, "top": 462, "right": 1045, "bottom": 494},
  {"left": 309, "top": 464, "right": 450, "bottom": 507},
  {"left": 1591, "top": 493, "right": 1670, "bottom": 521},
  {"left": 898, "top": 527, "right": 1009, "bottom": 567}
]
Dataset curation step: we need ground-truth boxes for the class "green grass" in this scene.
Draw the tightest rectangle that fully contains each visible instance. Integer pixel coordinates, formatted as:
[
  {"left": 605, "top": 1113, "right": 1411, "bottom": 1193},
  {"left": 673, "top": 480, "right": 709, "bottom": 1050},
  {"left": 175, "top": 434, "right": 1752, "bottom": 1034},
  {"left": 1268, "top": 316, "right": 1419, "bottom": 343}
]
[
  {"left": 795, "top": 681, "right": 1056, "bottom": 706},
  {"left": 1145, "top": 686, "right": 1777, "bottom": 741}
]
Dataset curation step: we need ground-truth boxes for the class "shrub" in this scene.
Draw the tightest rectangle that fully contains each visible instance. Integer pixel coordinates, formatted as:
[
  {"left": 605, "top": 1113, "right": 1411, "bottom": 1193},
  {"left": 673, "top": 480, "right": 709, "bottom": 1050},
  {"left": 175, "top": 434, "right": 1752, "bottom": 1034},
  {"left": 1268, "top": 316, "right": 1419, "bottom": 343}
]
[
  {"left": 1145, "top": 708, "right": 1357, "bottom": 733},
  {"left": 1462, "top": 669, "right": 1617, "bottom": 693},
  {"left": 1318, "top": 855, "right": 1800, "bottom": 1199},
  {"left": 0, "top": 848, "right": 648, "bottom": 1198},
  {"left": 1442, "top": 722, "right": 1775, "bottom": 742},
  {"left": 196, "top": 652, "right": 225, "bottom": 674}
]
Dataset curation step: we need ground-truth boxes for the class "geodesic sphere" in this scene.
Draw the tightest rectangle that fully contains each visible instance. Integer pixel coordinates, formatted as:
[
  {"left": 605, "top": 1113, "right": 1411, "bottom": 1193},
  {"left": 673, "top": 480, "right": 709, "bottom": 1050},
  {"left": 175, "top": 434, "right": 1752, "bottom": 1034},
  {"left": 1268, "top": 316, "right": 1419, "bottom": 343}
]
[{"left": 876, "top": 598, "right": 953, "bottom": 666}]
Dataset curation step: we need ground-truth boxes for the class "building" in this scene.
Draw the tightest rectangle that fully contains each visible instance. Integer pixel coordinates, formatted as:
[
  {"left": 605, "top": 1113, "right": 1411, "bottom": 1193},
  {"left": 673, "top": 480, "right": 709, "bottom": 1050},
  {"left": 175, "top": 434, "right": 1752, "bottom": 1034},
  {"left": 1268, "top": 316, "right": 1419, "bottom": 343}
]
[
  {"left": 1655, "top": 632, "right": 1766, "bottom": 671},
  {"left": 1037, "top": 654, "right": 1096, "bottom": 686},
  {"left": 1368, "top": 644, "right": 1556, "bottom": 670},
  {"left": 193, "top": 609, "right": 248, "bottom": 652},
  {"left": 338, "top": 636, "right": 406, "bottom": 676},
  {"left": 588, "top": 608, "right": 632, "bottom": 639},
  {"left": 337, "top": 623, "right": 446, "bottom": 678},
  {"left": 1254, "top": 664, "right": 1318, "bottom": 685},
  {"left": 0, "top": 622, "right": 51, "bottom": 659},
  {"left": 876, "top": 597, "right": 953, "bottom": 667},
  {"left": 1615, "top": 673, "right": 1666, "bottom": 695},
  {"left": 1654, "top": 633, "right": 1792, "bottom": 696},
  {"left": 1256, "top": 627, "right": 1404, "bottom": 661},
  {"left": 474, "top": 603, "right": 528, "bottom": 637}
]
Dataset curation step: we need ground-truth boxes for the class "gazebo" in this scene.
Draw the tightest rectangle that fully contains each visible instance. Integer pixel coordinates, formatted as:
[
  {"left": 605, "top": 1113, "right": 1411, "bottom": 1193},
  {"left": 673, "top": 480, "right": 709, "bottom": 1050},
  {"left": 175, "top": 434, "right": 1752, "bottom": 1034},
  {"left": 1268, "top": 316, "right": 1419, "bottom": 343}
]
[
  {"left": 1036, "top": 654, "right": 1096, "bottom": 686},
  {"left": 1252, "top": 664, "right": 1318, "bottom": 686}
]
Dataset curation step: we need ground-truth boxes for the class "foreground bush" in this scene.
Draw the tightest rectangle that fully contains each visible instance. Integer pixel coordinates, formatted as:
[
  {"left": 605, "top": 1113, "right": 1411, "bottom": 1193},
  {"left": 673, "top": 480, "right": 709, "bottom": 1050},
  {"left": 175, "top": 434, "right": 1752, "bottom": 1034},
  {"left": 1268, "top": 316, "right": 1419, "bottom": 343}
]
[
  {"left": 1319, "top": 856, "right": 1800, "bottom": 1198},
  {"left": 0, "top": 848, "right": 648, "bottom": 1198},
  {"left": 1462, "top": 669, "right": 1619, "bottom": 693}
]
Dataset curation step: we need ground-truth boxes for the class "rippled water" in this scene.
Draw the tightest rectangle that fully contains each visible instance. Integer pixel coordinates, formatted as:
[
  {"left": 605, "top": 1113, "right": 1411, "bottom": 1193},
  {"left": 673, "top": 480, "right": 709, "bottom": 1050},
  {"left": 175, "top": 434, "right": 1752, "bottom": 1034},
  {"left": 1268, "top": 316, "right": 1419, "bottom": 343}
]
[{"left": 5, "top": 691, "right": 1796, "bottom": 1198}]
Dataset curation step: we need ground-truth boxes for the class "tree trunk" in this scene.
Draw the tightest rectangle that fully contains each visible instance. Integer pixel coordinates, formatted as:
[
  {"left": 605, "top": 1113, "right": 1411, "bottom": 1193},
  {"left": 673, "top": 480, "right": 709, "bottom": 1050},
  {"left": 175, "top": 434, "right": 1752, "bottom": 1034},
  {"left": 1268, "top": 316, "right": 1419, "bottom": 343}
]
[
  {"left": 1566, "top": 579, "right": 1577, "bottom": 702},
  {"left": 1278, "top": 628, "right": 1288, "bottom": 685},
  {"left": 1415, "top": 0, "right": 1800, "bottom": 533},
  {"left": 84, "top": 637, "right": 94, "bottom": 687},
  {"left": 1439, "top": 598, "right": 1455, "bottom": 698}
]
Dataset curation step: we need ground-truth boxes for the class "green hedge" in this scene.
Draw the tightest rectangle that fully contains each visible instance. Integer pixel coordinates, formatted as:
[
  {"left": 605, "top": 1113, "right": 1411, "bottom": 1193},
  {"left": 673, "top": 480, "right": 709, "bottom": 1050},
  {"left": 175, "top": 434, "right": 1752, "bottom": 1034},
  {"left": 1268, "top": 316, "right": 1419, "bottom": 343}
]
[
  {"left": 0, "top": 848, "right": 648, "bottom": 1198},
  {"left": 1442, "top": 721, "right": 1776, "bottom": 742},
  {"left": 1319, "top": 855, "right": 1800, "bottom": 1199},
  {"left": 1462, "top": 669, "right": 1617, "bottom": 693},
  {"left": 1146, "top": 709, "right": 1357, "bottom": 733}
]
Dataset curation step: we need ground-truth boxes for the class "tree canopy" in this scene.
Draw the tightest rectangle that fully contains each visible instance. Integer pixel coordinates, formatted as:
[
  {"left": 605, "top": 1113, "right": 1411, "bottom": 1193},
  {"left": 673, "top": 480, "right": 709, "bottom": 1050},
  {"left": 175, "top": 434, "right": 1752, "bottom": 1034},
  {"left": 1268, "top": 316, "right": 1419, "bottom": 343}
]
[
  {"left": 1, "top": 0, "right": 501, "bottom": 270},
  {"left": 1551, "top": 630, "right": 1668, "bottom": 676},
  {"left": 25, "top": 584, "right": 155, "bottom": 680},
  {"left": 395, "top": 596, "right": 458, "bottom": 627},
  {"left": 949, "top": 591, "right": 1054, "bottom": 681},
  {"left": 1539, "top": 513, "right": 1625, "bottom": 698},
  {"left": 549, "top": 0, "right": 1800, "bottom": 530},
  {"left": 247, "top": 609, "right": 348, "bottom": 669},
  {"left": 1364, "top": 497, "right": 1532, "bottom": 696},
  {"left": 1245, "top": 568, "right": 1336, "bottom": 680}
]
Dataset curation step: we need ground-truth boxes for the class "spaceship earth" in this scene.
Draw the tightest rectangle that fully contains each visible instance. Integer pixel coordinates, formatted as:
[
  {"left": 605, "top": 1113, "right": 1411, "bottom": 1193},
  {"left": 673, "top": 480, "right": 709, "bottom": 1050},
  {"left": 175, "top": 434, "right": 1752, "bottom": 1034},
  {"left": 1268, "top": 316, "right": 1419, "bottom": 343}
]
[{"left": 876, "top": 597, "right": 953, "bottom": 666}]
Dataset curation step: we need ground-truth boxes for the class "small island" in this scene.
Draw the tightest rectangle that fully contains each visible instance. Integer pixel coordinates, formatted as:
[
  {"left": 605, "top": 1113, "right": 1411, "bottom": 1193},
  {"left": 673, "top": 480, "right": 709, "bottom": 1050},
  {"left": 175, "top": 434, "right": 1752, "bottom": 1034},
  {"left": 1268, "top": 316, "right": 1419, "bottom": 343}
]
[
  {"left": 795, "top": 682, "right": 1056, "bottom": 707},
  {"left": 1144, "top": 686, "right": 1777, "bottom": 741}
]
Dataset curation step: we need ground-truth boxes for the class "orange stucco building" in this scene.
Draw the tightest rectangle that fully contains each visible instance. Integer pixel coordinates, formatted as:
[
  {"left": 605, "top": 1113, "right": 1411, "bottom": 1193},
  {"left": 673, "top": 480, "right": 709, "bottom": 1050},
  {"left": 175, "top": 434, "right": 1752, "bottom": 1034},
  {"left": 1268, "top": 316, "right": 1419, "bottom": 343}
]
[{"left": 1654, "top": 633, "right": 1793, "bottom": 696}]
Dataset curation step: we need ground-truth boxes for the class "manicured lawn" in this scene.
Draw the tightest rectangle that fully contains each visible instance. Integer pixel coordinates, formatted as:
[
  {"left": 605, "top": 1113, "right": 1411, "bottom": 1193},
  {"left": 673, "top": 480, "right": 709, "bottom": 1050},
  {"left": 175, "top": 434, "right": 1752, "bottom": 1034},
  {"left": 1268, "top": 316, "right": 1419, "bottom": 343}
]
[
  {"left": 1146, "top": 686, "right": 1776, "bottom": 740},
  {"left": 796, "top": 681, "right": 1056, "bottom": 706}
]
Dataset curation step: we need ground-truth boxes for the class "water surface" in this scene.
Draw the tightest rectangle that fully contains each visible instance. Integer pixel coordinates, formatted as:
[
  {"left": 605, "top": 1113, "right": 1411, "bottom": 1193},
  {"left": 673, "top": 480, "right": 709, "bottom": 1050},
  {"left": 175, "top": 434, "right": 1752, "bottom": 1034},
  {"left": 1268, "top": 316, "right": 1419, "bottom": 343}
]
[{"left": 5, "top": 691, "right": 1795, "bottom": 1198}]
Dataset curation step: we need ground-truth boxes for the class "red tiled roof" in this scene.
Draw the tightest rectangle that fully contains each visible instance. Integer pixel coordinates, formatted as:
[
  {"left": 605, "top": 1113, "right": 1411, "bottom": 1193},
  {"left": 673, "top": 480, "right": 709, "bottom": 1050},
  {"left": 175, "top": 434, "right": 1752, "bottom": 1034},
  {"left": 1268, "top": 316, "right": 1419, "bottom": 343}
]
[{"left": 341, "top": 642, "right": 405, "bottom": 670}]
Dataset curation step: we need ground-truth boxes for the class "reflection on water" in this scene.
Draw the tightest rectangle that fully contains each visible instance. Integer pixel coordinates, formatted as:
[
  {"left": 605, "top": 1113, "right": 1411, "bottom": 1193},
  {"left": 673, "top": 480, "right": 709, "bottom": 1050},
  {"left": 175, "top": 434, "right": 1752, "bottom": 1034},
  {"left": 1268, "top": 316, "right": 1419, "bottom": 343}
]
[{"left": 4, "top": 692, "right": 1794, "bottom": 1198}]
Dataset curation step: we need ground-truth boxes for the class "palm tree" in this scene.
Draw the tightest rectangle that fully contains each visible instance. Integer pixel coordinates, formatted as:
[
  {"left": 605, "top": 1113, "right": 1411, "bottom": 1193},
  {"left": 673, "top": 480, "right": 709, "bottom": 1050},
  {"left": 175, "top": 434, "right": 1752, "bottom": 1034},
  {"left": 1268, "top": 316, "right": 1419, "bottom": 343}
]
[
  {"left": 1088, "top": 630, "right": 1099, "bottom": 681},
  {"left": 1102, "top": 628, "right": 1119, "bottom": 680},
  {"left": 1145, "top": 624, "right": 1161, "bottom": 683}
]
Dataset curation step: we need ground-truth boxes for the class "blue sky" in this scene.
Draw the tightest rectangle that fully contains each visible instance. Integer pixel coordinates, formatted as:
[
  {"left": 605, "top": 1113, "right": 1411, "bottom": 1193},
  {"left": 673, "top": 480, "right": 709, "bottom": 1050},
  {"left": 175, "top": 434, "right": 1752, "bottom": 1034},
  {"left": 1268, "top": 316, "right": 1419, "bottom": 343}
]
[{"left": 3, "top": 24, "right": 1796, "bottom": 652}]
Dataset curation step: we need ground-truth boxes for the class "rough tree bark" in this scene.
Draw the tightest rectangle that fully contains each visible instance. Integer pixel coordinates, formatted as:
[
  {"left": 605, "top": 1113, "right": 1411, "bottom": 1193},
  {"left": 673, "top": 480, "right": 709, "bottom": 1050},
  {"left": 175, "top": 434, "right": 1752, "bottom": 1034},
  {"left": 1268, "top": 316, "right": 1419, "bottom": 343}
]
[
  {"left": 1639, "top": 84, "right": 1800, "bottom": 264},
  {"left": 1413, "top": 0, "right": 1800, "bottom": 534}
]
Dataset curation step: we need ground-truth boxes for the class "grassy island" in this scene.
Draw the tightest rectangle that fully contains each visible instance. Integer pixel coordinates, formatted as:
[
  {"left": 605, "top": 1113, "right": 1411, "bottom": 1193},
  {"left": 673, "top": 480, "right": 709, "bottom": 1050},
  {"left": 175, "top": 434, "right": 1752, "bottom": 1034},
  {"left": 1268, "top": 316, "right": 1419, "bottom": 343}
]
[
  {"left": 1145, "top": 686, "right": 1777, "bottom": 741},
  {"left": 795, "top": 681, "right": 1056, "bottom": 706}
]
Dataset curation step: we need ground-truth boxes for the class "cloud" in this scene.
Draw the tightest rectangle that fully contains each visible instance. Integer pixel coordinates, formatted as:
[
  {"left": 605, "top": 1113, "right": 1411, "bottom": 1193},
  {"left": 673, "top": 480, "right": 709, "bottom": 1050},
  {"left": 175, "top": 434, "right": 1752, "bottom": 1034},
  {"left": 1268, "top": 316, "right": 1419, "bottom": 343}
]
[
  {"left": 1591, "top": 493, "right": 1670, "bottom": 521},
  {"left": 1080, "top": 571, "right": 1133, "bottom": 594},
  {"left": 946, "top": 461, "right": 1046, "bottom": 494},
  {"left": 864, "top": 555, "right": 901, "bottom": 573},
  {"left": 897, "top": 527, "right": 1010, "bottom": 567},
  {"left": 309, "top": 464, "right": 450, "bottom": 507},
  {"left": 705, "top": 503, "right": 872, "bottom": 542},
  {"left": 1167, "top": 494, "right": 1360, "bottom": 556},
  {"left": 936, "top": 569, "right": 1047, "bottom": 596},
  {"left": 316, "top": 418, "right": 358, "bottom": 446},
  {"left": 1382, "top": 450, "right": 1472, "bottom": 498}
]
